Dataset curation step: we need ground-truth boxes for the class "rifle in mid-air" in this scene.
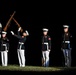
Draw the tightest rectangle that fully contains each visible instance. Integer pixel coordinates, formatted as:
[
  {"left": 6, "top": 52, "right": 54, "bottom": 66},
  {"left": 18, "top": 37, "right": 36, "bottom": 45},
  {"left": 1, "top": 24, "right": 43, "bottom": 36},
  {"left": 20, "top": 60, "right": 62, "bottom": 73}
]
[
  {"left": 12, "top": 17, "right": 23, "bottom": 32},
  {"left": 3, "top": 11, "right": 16, "bottom": 31}
]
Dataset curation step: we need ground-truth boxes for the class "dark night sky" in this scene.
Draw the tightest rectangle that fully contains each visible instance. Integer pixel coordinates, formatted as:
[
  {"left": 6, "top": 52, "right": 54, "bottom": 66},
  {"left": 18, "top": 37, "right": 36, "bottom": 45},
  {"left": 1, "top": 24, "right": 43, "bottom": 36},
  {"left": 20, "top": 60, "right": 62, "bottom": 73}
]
[{"left": 0, "top": 1, "right": 76, "bottom": 67}]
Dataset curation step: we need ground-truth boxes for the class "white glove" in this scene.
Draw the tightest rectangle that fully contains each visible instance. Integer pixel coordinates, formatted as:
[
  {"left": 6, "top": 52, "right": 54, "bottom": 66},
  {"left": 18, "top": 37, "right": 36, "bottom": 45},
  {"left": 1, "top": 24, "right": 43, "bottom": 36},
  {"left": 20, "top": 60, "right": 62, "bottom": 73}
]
[
  {"left": 6, "top": 50, "right": 8, "bottom": 52},
  {"left": 11, "top": 31, "right": 14, "bottom": 35},
  {"left": 25, "top": 30, "right": 29, "bottom": 36},
  {"left": 48, "top": 49, "right": 51, "bottom": 52},
  {"left": 18, "top": 27, "right": 21, "bottom": 31}
]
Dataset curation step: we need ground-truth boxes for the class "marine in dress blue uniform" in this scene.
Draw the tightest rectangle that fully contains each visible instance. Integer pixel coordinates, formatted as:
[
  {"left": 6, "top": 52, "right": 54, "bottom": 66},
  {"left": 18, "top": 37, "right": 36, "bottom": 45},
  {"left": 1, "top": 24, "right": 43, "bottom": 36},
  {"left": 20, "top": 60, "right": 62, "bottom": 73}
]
[
  {"left": 11, "top": 27, "right": 29, "bottom": 67},
  {"left": 61, "top": 25, "right": 72, "bottom": 67},
  {"left": 42, "top": 28, "right": 51, "bottom": 67},
  {"left": 0, "top": 31, "right": 9, "bottom": 66}
]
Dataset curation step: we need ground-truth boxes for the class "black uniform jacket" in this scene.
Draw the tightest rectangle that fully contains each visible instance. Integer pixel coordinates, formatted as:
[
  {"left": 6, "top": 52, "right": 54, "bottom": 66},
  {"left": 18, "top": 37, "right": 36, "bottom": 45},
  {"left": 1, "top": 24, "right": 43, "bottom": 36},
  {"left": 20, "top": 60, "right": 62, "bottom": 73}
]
[
  {"left": 42, "top": 35, "right": 51, "bottom": 51},
  {"left": 14, "top": 31, "right": 26, "bottom": 50},
  {"left": 62, "top": 32, "right": 72, "bottom": 49},
  {"left": 0, "top": 37, "right": 9, "bottom": 51}
]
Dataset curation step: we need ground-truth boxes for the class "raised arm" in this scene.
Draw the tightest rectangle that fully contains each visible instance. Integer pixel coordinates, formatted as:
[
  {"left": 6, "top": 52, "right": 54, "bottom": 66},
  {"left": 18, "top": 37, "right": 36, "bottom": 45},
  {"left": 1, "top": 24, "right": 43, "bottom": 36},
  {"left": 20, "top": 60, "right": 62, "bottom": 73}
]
[
  {"left": 17, "top": 27, "right": 21, "bottom": 36},
  {"left": 10, "top": 31, "right": 22, "bottom": 39},
  {"left": 14, "top": 34, "right": 22, "bottom": 39}
]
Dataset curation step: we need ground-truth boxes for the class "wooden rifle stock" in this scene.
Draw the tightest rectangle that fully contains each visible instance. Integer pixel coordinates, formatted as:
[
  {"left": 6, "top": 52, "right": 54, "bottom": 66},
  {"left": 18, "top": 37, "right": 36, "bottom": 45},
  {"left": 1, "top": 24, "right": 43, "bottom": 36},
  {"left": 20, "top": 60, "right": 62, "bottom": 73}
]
[
  {"left": 12, "top": 18, "right": 23, "bottom": 32},
  {"left": 3, "top": 11, "right": 16, "bottom": 31}
]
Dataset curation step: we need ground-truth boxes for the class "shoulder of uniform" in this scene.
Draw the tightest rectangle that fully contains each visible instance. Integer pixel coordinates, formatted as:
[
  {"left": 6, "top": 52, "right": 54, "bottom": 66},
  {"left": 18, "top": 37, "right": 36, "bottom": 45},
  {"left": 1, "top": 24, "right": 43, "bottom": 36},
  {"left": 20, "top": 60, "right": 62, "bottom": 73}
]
[
  {"left": 7, "top": 39, "right": 9, "bottom": 41},
  {"left": 48, "top": 35, "right": 51, "bottom": 40},
  {"left": 6, "top": 37, "right": 9, "bottom": 41}
]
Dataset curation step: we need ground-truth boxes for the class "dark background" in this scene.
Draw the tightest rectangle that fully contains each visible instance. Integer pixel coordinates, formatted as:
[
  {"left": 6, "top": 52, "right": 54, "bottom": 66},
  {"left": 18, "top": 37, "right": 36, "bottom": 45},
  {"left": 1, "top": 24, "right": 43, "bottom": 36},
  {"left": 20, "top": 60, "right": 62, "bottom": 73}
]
[{"left": 0, "top": 1, "right": 76, "bottom": 67}]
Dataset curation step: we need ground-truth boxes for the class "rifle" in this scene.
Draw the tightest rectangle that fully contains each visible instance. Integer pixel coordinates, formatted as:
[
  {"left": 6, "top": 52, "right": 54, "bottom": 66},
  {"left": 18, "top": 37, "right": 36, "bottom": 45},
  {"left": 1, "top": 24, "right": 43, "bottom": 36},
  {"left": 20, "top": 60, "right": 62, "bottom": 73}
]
[
  {"left": 3, "top": 11, "right": 16, "bottom": 31},
  {"left": 12, "top": 17, "right": 23, "bottom": 32}
]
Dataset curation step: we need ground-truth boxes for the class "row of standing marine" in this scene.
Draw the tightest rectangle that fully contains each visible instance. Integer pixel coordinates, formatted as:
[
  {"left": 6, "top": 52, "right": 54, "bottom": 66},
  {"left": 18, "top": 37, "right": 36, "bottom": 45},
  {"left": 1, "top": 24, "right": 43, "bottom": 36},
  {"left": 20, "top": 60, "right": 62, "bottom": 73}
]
[
  {"left": 0, "top": 22, "right": 72, "bottom": 67},
  {"left": 41, "top": 25, "right": 72, "bottom": 67}
]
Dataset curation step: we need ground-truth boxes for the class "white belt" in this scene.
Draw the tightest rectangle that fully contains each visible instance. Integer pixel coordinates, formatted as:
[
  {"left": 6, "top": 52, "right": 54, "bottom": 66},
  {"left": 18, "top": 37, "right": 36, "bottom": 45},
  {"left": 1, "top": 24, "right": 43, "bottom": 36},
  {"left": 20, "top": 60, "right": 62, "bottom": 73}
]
[
  {"left": 63, "top": 41, "right": 70, "bottom": 43},
  {"left": 2, "top": 44, "right": 7, "bottom": 50},
  {"left": 19, "top": 44, "right": 22, "bottom": 50},
  {"left": 43, "top": 43, "right": 48, "bottom": 50},
  {"left": 19, "top": 43, "right": 24, "bottom": 50},
  {"left": 44, "top": 43, "right": 48, "bottom": 45},
  {"left": 3, "top": 44, "right": 6, "bottom": 46},
  {"left": 19, "top": 42, "right": 24, "bottom": 44}
]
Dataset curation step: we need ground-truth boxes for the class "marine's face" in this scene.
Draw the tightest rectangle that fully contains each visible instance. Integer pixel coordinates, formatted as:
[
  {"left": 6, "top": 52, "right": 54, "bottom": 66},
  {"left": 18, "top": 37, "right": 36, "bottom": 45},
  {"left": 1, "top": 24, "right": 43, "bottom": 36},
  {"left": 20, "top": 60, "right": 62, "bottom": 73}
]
[
  {"left": 23, "top": 32, "right": 27, "bottom": 36},
  {"left": 43, "top": 31, "right": 48, "bottom": 35},
  {"left": 64, "top": 28, "right": 68, "bottom": 32},
  {"left": 2, "top": 34, "right": 6, "bottom": 38}
]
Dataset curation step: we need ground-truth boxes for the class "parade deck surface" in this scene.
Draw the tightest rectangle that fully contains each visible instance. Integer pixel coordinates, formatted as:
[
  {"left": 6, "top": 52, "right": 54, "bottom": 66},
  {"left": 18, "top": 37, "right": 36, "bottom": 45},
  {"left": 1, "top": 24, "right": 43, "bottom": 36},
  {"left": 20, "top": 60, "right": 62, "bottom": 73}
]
[
  {"left": 0, "top": 65, "right": 76, "bottom": 74},
  {"left": 0, "top": 65, "right": 76, "bottom": 72}
]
